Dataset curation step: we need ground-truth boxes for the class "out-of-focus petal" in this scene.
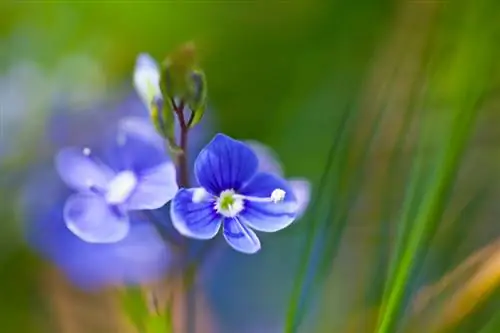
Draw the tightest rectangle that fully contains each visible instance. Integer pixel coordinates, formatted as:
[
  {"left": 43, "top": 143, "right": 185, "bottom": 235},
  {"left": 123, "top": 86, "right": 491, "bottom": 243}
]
[
  {"left": 127, "top": 161, "right": 178, "bottom": 210},
  {"left": 288, "top": 178, "right": 311, "bottom": 219},
  {"left": 55, "top": 147, "right": 113, "bottom": 192},
  {"left": 107, "top": 116, "right": 168, "bottom": 172},
  {"left": 64, "top": 192, "right": 129, "bottom": 243},
  {"left": 119, "top": 116, "right": 164, "bottom": 148},
  {"left": 222, "top": 218, "right": 261, "bottom": 254},
  {"left": 239, "top": 173, "right": 298, "bottom": 232},
  {"left": 133, "top": 53, "right": 162, "bottom": 111},
  {"left": 245, "top": 140, "right": 284, "bottom": 176},
  {"left": 195, "top": 134, "right": 258, "bottom": 194},
  {"left": 170, "top": 188, "right": 222, "bottom": 239}
]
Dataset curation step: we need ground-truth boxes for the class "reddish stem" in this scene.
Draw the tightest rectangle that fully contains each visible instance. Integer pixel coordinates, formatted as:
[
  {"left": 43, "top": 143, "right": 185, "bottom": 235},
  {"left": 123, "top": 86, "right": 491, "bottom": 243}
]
[{"left": 173, "top": 99, "right": 189, "bottom": 188}]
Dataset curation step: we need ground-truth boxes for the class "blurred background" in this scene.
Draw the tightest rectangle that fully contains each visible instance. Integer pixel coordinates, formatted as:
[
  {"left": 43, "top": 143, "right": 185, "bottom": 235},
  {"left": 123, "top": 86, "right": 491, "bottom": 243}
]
[{"left": 2, "top": 1, "right": 500, "bottom": 332}]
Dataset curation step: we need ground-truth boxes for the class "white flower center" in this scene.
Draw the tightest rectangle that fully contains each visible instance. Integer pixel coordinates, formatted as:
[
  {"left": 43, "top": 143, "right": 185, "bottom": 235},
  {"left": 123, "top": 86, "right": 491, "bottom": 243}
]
[
  {"left": 105, "top": 171, "right": 138, "bottom": 205},
  {"left": 214, "top": 189, "right": 244, "bottom": 218}
]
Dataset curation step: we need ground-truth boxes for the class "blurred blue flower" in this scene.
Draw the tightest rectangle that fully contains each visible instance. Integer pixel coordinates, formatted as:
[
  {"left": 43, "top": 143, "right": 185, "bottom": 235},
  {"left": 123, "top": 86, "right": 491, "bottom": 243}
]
[
  {"left": 22, "top": 94, "right": 174, "bottom": 290},
  {"left": 55, "top": 116, "right": 178, "bottom": 243},
  {"left": 246, "top": 140, "right": 311, "bottom": 219},
  {"left": 170, "top": 134, "right": 299, "bottom": 254}
]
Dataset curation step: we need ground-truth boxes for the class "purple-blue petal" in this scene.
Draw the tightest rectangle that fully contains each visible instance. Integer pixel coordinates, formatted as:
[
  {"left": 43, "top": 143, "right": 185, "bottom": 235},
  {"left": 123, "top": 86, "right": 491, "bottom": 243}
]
[
  {"left": 222, "top": 218, "right": 261, "bottom": 254},
  {"left": 105, "top": 117, "right": 169, "bottom": 173},
  {"left": 288, "top": 178, "right": 311, "bottom": 219},
  {"left": 170, "top": 188, "right": 222, "bottom": 239},
  {"left": 194, "top": 134, "right": 258, "bottom": 195},
  {"left": 55, "top": 147, "right": 113, "bottom": 192},
  {"left": 64, "top": 192, "right": 130, "bottom": 243},
  {"left": 246, "top": 140, "right": 284, "bottom": 176},
  {"left": 239, "top": 173, "right": 298, "bottom": 232},
  {"left": 126, "top": 161, "right": 178, "bottom": 210},
  {"left": 66, "top": 221, "right": 171, "bottom": 290}
]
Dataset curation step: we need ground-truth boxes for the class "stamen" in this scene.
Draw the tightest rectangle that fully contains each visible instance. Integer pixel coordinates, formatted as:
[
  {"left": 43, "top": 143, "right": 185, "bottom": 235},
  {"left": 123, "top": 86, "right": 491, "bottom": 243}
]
[
  {"left": 82, "top": 147, "right": 91, "bottom": 156},
  {"left": 234, "top": 188, "right": 286, "bottom": 204}
]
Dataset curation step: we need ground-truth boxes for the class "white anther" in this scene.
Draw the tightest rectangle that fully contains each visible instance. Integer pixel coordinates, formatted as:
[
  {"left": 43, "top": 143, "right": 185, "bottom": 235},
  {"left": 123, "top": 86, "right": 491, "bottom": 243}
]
[
  {"left": 82, "top": 147, "right": 91, "bottom": 156},
  {"left": 271, "top": 189, "right": 286, "bottom": 203},
  {"left": 234, "top": 188, "right": 287, "bottom": 204}
]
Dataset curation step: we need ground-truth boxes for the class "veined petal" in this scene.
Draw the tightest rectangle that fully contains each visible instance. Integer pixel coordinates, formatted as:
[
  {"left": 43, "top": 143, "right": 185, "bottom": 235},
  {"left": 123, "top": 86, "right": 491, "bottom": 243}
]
[
  {"left": 170, "top": 188, "right": 221, "bottom": 239},
  {"left": 222, "top": 218, "right": 261, "bottom": 254},
  {"left": 288, "top": 178, "right": 311, "bottom": 219},
  {"left": 246, "top": 140, "right": 284, "bottom": 176},
  {"left": 195, "top": 134, "right": 258, "bottom": 194},
  {"left": 127, "top": 161, "right": 178, "bottom": 210},
  {"left": 108, "top": 116, "right": 168, "bottom": 172},
  {"left": 55, "top": 147, "right": 113, "bottom": 192},
  {"left": 133, "top": 53, "right": 162, "bottom": 110},
  {"left": 64, "top": 193, "right": 129, "bottom": 243},
  {"left": 240, "top": 173, "right": 298, "bottom": 232}
]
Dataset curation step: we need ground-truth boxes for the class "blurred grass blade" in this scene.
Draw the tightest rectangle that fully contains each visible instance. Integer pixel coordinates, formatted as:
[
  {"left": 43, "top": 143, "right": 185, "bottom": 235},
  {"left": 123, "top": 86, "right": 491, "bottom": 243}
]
[
  {"left": 284, "top": 2, "right": 396, "bottom": 330},
  {"left": 284, "top": 102, "right": 354, "bottom": 333},
  {"left": 375, "top": 0, "right": 497, "bottom": 331},
  {"left": 480, "top": 309, "right": 500, "bottom": 333}
]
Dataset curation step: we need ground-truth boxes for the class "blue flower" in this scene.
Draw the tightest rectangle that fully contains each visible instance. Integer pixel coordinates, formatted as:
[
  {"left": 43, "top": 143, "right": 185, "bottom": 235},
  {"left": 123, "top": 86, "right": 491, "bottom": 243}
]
[
  {"left": 170, "top": 134, "right": 299, "bottom": 254},
  {"left": 55, "top": 116, "right": 178, "bottom": 243},
  {"left": 23, "top": 165, "right": 173, "bottom": 290},
  {"left": 23, "top": 96, "right": 175, "bottom": 289}
]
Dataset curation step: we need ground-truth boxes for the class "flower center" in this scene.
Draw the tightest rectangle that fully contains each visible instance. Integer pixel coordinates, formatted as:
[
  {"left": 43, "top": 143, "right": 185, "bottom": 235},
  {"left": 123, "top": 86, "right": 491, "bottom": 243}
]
[
  {"left": 215, "top": 189, "right": 244, "bottom": 218},
  {"left": 105, "top": 171, "right": 138, "bottom": 205}
]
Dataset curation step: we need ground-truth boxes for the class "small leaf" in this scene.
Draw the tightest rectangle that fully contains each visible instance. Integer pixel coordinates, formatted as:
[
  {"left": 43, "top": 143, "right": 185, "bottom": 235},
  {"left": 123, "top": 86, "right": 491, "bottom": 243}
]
[
  {"left": 187, "top": 69, "right": 207, "bottom": 128},
  {"left": 118, "top": 287, "right": 150, "bottom": 333}
]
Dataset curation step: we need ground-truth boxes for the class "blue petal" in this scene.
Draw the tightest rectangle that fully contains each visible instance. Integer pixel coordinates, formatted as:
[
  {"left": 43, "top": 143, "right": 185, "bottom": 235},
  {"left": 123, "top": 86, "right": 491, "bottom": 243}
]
[
  {"left": 170, "top": 188, "right": 222, "bottom": 239},
  {"left": 239, "top": 173, "right": 298, "bottom": 232},
  {"left": 288, "top": 178, "right": 311, "bottom": 219},
  {"left": 222, "top": 218, "right": 261, "bottom": 254},
  {"left": 55, "top": 147, "right": 113, "bottom": 192},
  {"left": 246, "top": 140, "right": 284, "bottom": 176},
  {"left": 64, "top": 192, "right": 130, "bottom": 243},
  {"left": 106, "top": 117, "right": 168, "bottom": 173},
  {"left": 127, "top": 161, "right": 178, "bottom": 210},
  {"left": 195, "top": 133, "right": 259, "bottom": 194}
]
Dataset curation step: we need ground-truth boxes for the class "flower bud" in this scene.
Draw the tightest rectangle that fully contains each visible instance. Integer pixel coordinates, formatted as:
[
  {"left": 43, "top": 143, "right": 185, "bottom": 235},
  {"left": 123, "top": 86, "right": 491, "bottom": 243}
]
[
  {"left": 133, "top": 53, "right": 162, "bottom": 110},
  {"left": 160, "top": 42, "right": 207, "bottom": 128},
  {"left": 133, "top": 53, "right": 179, "bottom": 153}
]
